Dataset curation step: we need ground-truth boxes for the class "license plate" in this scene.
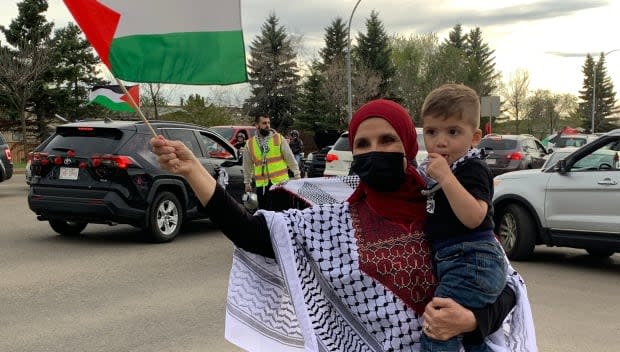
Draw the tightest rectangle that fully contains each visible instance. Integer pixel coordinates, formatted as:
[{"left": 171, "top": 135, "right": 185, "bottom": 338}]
[
  {"left": 59, "top": 167, "right": 79, "bottom": 180},
  {"left": 486, "top": 159, "right": 496, "bottom": 165}
]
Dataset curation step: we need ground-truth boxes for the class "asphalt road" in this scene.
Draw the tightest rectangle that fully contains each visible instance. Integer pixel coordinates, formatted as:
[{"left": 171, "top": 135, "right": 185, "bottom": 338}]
[{"left": 1, "top": 174, "right": 619, "bottom": 351}]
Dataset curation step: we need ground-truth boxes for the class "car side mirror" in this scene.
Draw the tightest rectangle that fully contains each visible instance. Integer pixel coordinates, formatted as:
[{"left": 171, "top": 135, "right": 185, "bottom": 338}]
[
  {"left": 547, "top": 148, "right": 553, "bottom": 154},
  {"left": 556, "top": 159, "right": 567, "bottom": 174},
  {"left": 221, "top": 159, "right": 240, "bottom": 167}
]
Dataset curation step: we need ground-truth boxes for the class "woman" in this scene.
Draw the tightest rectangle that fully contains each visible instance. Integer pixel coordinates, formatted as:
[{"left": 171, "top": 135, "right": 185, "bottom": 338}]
[{"left": 151, "top": 99, "right": 536, "bottom": 351}]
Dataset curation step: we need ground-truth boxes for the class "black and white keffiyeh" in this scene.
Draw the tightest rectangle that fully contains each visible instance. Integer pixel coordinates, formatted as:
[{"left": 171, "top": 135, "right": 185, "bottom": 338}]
[{"left": 224, "top": 176, "right": 537, "bottom": 352}]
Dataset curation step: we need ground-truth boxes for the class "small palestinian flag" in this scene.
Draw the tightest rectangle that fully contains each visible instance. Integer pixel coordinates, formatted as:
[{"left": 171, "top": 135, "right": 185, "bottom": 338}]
[{"left": 88, "top": 85, "right": 139, "bottom": 112}]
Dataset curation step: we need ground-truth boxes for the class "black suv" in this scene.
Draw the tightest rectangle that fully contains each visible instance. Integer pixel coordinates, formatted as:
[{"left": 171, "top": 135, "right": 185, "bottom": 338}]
[
  {"left": 478, "top": 134, "right": 549, "bottom": 176},
  {"left": 28, "top": 120, "right": 245, "bottom": 242},
  {"left": 0, "top": 132, "right": 13, "bottom": 183}
]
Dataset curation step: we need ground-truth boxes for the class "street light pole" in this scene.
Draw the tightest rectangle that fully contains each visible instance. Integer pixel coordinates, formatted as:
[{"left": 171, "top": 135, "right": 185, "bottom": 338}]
[
  {"left": 591, "top": 49, "right": 619, "bottom": 133},
  {"left": 347, "top": 0, "right": 362, "bottom": 122}
]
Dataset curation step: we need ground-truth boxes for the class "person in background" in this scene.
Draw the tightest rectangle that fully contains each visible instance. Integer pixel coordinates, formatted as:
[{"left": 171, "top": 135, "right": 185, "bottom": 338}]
[
  {"left": 417, "top": 84, "right": 507, "bottom": 352},
  {"left": 150, "top": 99, "right": 536, "bottom": 352},
  {"left": 233, "top": 130, "right": 248, "bottom": 151},
  {"left": 242, "top": 114, "right": 301, "bottom": 210},
  {"left": 289, "top": 129, "right": 304, "bottom": 171}
]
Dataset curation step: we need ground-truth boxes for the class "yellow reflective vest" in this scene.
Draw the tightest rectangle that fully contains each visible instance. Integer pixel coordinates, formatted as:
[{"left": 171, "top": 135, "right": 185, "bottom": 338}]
[{"left": 247, "top": 133, "right": 289, "bottom": 187}]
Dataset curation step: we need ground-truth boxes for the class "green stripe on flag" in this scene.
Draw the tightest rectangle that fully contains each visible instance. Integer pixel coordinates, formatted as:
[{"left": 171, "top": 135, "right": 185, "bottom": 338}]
[
  {"left": 109, "top": 30, "right": 247, "bottom": 85},
  {"left": 91, "top": 96, "right": 136, "bottom": 112}
]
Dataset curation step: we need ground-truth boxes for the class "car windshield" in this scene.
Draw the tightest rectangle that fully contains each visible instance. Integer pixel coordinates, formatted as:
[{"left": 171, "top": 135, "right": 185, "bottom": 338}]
[
  {"left": 554, "top": 137, "right": 587, "bottom": 148},
  {"left": 478, "top": 138, "right": 517, "bottom": 150}
]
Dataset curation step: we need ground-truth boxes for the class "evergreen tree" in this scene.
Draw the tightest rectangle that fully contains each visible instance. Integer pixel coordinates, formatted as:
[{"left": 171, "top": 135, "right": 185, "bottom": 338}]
[
  {"left": 464, "top": 27, "right": 499, "bottom": 97},
  {"left": 578, "top": 53, "right": 617, "bottom": 132},
  {"left": 354, "top": 10, "right": 395, "bottom": 98},
  {"left": 0, "top": 0, "right": 53, "bottom": 49},
  {"left": 245, "top": 13, "right": 300, "bottom": 131},
  {"left": 49, "top": 23, "right": 106, "bottom": 122},
  {"left": 319, "top": 17, "right": 347, "bottom": 67},
  {"left": 443, "top": 24, "right": 467, "bottom": 50},
  {"left": 295, "top": 63, "right": 335, "bottom": 131}
]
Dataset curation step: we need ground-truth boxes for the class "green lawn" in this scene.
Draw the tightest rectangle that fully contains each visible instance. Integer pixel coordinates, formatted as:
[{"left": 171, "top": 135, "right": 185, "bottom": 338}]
[{"left": 13, "top": 161, "right": 27, "bottom": 168}]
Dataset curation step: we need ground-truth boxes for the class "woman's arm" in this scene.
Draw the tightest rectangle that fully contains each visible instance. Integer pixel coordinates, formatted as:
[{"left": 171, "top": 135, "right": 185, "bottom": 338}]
[
  {"left": 422, "top": 285, "right": 516, "bottom": 342},
  {"left": 151, "top": 136, "right": 274, "bottom": 257}
]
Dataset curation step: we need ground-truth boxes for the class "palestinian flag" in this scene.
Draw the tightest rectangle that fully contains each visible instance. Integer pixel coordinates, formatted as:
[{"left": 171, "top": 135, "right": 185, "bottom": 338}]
[
  {"left": 63, "top": 0, "right": 248, "bottom": 85},
  {"left": 88, "top": 85, "right": 139, "bottom": 112}
]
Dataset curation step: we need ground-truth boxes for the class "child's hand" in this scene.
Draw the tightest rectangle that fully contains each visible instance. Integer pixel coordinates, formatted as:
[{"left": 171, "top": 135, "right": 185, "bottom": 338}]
[{"left": 426, "top": 153, "right": 452, "bottom": 184}]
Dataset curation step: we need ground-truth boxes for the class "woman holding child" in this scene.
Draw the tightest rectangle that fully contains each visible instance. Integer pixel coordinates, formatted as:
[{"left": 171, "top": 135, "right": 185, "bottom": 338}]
[{"left": 150, "top": 88, "right": 536, "bottom": 352}]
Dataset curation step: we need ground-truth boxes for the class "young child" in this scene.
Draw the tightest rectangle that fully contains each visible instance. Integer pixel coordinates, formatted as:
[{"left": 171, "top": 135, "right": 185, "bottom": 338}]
[{"left": 418, "top": 84, "right": 507, "bottom": 352}]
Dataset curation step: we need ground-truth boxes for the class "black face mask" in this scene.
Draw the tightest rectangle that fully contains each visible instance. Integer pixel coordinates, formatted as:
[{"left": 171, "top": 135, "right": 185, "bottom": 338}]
[
  {"left": 350, "top": 151, "right": 405, "bottom": 192},
  {"left": 259, "top": 128, "right": 270, "bottom": 136}
]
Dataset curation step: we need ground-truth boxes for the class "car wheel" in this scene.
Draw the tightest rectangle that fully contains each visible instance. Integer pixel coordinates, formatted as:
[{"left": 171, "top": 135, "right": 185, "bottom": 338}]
[
  {"left": 49, "top": 220, "right": 87, "bottom": 236},
  {"left": 586, "top": 248, "right": 615, "bottom": 257},
  {"left": 146, "top": 191, "right": 183, "bottom": 243},
  {"left": 496, "top": 204, "right": 536, "bottom": 261}
]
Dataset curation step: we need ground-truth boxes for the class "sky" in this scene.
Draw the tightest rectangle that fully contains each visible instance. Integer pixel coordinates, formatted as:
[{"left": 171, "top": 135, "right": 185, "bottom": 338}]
[{"left": 1, "top": 0, "right": 619, "bottom": 106}]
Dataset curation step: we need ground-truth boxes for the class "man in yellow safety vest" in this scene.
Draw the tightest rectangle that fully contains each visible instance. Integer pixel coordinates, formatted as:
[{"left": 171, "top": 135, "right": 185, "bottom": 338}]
[{"left": 243, "top": 114, "right": 301, "bottom": 210}]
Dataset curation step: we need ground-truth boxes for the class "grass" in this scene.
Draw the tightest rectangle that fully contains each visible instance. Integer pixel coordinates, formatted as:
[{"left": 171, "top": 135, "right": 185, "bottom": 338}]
[{"left": 13, "top": 161, "right": 27, "bottom": 168}]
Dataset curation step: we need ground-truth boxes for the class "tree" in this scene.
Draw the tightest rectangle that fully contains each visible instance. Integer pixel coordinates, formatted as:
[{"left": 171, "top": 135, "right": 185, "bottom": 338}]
[
  {"left": 319, "top": 17, "right": 347, "bottom": 67},
  {"left": 464, "top": 27, "right": 499, "bottom": 96},
  {"left": 390, "top": 33, "right": 468, "bottom": 123},
  {"left": 354, "top": 10, "right": 394, "bottom": 98},
  {"left": 245, "top": 13, "right": 300, "bottom": 131},
  {"left": 501, "top": 69, "right": 530, "bottom": 134},
  {"left": 295, "top": 64, "right": 334, "bottom": 131},
  {"left": 443, "top": 24, "right": 467, "bottom": 50},
  {"left": 0, "top": 0, "right": 54, "bottom": 145},
  {"left": 48, "top": 23, "right": 106, "bottom": 122},
  {"left": 578, "top": 53, "right": 617, "bottom": 132}
]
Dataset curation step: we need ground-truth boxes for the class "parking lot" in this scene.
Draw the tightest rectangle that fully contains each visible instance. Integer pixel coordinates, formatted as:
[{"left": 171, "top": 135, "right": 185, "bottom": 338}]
[{"left": 1, "top": 174, "right": 620, "bottom": 352}]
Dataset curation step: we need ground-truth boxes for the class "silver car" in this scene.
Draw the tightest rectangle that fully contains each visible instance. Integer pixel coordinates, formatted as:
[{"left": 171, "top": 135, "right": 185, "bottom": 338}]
[{"left": 492, "top": 129, "right": 620, "bottom": 260}]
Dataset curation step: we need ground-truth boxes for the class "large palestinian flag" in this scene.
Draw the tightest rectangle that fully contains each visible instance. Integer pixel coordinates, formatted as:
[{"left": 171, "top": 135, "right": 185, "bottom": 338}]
[
  {"left": 89, "top": 85, "right": 139, "bottom": 112},
  {"left": 63, "top": 0, "right": 248, "bottom": 85}
]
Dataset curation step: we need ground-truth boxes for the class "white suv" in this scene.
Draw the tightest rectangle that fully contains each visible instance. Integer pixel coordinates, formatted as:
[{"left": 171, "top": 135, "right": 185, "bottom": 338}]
[
  {"left": 323, "top": 132, "right": 352, "bottom": 177},
  {"left": 493, "top": 129, "right": 620, "bottom": 260}
]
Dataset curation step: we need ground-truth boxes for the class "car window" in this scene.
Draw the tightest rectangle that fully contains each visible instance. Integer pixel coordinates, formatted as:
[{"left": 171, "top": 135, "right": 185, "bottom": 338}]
[
  {"left": 210, "top": 127, "right": 234, "bottom": 141},
  {"left": 478, "top": 138, "right": 517, "bottom": 150},
  {"left": 570, "top": 142, "right": 619, "bottom": 171},
  {"left": 43, "top": 127, "right": 123, "bottom": 155},
  {"left": 163, "top": 129, "right": 202, "bottom": 156},
  {"left": 332, "top": 134, "right": 350, "bottom": 151},
  {"left": 196, "top": 132, "right": 234, "bottom": 160}
]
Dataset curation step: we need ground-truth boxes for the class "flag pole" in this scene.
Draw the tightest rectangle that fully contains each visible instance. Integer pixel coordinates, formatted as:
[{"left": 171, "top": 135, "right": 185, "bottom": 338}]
[{"left": 113, "top": 77, "right": 158, "bottom": 137}]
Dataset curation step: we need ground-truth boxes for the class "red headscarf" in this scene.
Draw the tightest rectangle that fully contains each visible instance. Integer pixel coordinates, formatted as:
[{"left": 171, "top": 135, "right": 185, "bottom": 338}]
[{"left": 347, "top": 99, "right": 427, "bottom": 229}]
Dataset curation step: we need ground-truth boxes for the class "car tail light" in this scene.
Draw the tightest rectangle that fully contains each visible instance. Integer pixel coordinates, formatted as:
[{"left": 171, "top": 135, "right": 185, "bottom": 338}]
[
  {"left": 506, "top": 152, "right": 524, "bottom": 160},
  {"left": 98, "top": 154, "right": 134, "bottom": 169},
  {"left": 325, "top": 153, "right": 339, "bottom": 162},
  {"left": 4, "top": 148, "right": 11, "bottom": 161}
]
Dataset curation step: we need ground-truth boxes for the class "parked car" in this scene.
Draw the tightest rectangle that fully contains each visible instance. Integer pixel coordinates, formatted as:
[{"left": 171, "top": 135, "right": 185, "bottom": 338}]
[
  {"left": 414, "top": 127, "right": 427, "bottom": 166},
  {"left": 304, "top": 145, "right": 332, "bottom": 178},
  {"left": 324, "top": 132, "right": 352, "bottom": 177},
  {"left": 210, "top": 125, "right": 256, "bottom": 145},
  {"left": 492, "top": 129, "right": 620, "bottom": 260},
  {"left": 28, "top": 120, "right": 245, "bottom": 242},
  {"left": 478, "top": 134, "right": 549, "bottom": 176},
  {"left": 0, "top": 132, "right": 14, "bottom": 183}
]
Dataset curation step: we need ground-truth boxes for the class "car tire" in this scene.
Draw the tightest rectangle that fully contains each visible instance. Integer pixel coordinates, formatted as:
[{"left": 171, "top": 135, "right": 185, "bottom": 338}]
[
  {"left": 146, "top": 191, "right": 183, "bottom": 243},
  {"left": 49, "top": 220, "right": 87, "bottom": 236},
  {"left": 496, "top": 204, "right": 536, "bottom": 261},
  {"left": 586, "top": 248, "right": 615, "bottom": 258}
]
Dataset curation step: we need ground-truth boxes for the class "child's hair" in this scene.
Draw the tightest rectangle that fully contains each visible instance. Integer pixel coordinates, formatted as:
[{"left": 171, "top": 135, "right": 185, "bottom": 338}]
[{"left": 421, "top": 84, "right": 481, "bottom": 129}]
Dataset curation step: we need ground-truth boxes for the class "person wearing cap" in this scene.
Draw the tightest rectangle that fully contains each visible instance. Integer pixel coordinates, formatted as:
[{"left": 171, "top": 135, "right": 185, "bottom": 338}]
[
  {"left": 242, "top": 114, "right": 301, "bottom": 210},
  {"left": 150, "top": 99, "right": 536, "bottom": 352}
]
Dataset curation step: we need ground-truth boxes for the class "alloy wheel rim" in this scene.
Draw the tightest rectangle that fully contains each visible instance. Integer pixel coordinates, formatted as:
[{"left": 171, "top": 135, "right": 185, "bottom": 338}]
[
  {"left": 498, "top": 212, "right": 517, "bottom": 253},
  {"left": 156, "top": 200, "right": 179, "bottom": 236}
]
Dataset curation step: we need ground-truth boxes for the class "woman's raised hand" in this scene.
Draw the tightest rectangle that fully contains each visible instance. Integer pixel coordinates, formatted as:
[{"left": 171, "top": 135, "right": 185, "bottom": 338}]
[{"left": 150, "top": 136, "right": 200, "bottom": 177}]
